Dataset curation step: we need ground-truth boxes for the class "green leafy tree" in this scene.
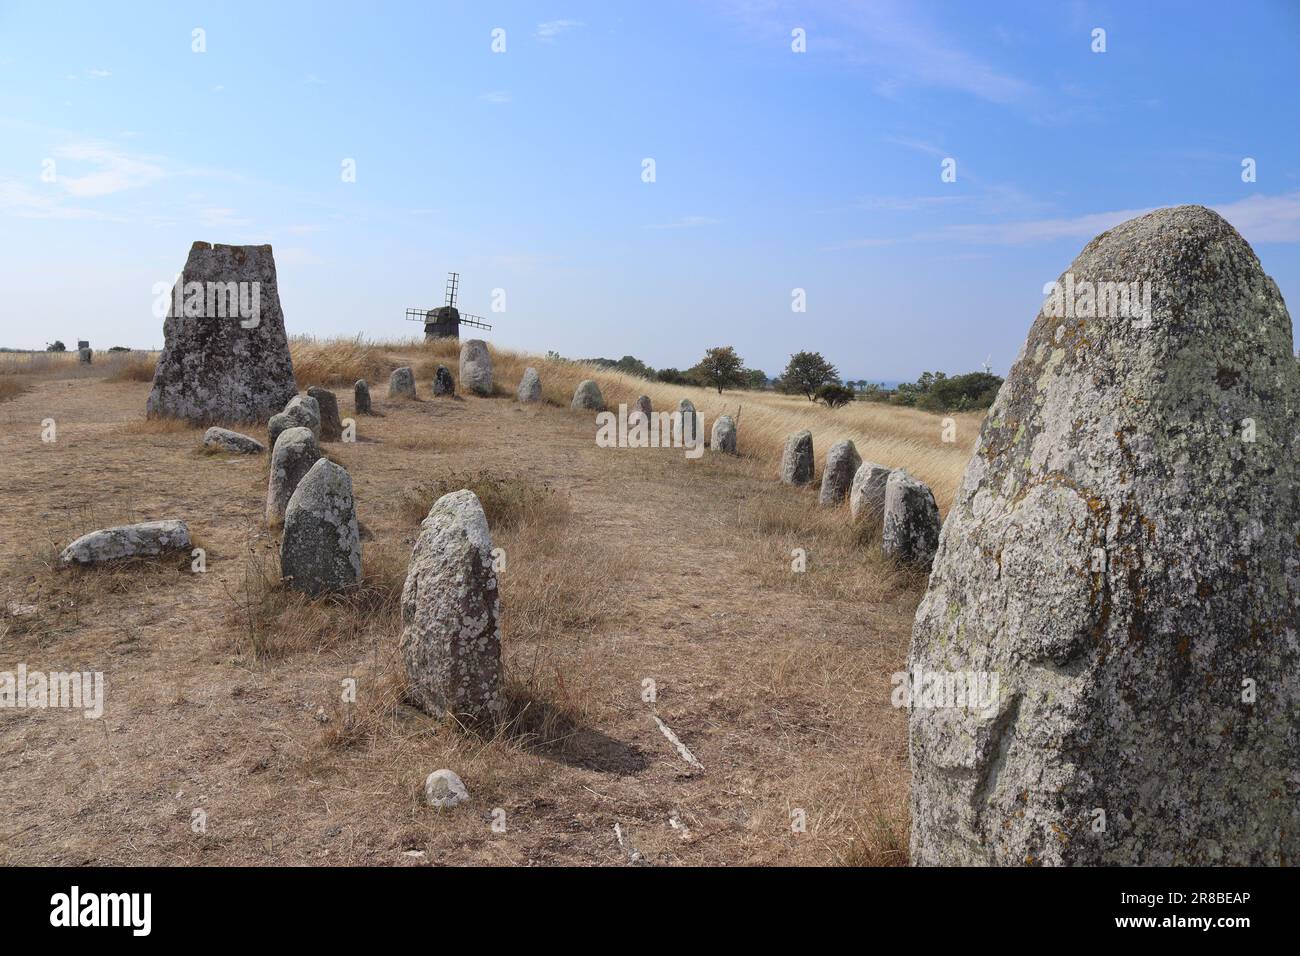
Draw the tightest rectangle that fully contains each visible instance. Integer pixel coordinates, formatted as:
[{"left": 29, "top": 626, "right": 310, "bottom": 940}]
[
  {"left": 778, "top": 351, "right": 840, "bottom": 401},
  {"left": 691, "top": 346, "right": 746, "bottom": 394},
  {"left": 815, "top": 383, "right": 856, "bottom": 409},
  {"left": 46, "top": 340, "right": 67, "bottom": 352},
  {"left": 742, "top": 368, "right": 768, "bottom": 390}
]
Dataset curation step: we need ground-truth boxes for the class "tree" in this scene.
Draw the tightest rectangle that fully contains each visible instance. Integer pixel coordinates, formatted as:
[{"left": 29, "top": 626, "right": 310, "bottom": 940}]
[
  {"left": 742, "top": 368, "right": 768, "bottom": 390},
  {"left": 778, "top": 351, "right": 840, "bottom": 401},
  {"left": 46, "top": 340, "right": 67, "bottom": 352},
  {"left": 692, "top": 346, "right": 746, "bottom": 394},
  {"left": 815, "top": 383, "right": 856, "bottom": 409},
  {"left": 656, "top": 367, "right": 693, "bottom": 385}
]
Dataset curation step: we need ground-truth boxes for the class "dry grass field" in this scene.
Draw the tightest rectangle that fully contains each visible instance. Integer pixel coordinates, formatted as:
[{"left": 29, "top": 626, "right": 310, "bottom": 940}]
[{"left": 0, "top": 338, "right": 981, "bottom": 866}]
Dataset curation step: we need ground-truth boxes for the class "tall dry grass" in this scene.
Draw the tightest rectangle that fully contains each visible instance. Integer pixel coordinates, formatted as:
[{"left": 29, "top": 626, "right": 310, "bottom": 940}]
[
  {"left": 290, "top": 335, "right": 397, "bottom": 389},
  {"left": 288, "top": 335, "right": 984, "bottom": 513}
]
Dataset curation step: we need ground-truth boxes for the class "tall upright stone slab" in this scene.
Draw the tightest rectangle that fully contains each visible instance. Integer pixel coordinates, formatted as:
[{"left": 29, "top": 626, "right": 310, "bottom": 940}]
[
  {"left": 819, "top": 439, "right": 861, "bottom": 505},
  {"left": 780, "top": 430, "right": 814, "bottom": 485},
  {"left": 400, "top": 490, "right": 503, "bottom": 721},
  {"left": 909, "top": 206, "right": 1300, "bottom": 866},
  {"left": 146, "top": 242, "right": 297, "bottom": 424},
  {"left": 459, "top": 340, "right": 493, "bottom": 396},
  {"left": 280, "top": 459, "right": 361, "bottom": 595}
]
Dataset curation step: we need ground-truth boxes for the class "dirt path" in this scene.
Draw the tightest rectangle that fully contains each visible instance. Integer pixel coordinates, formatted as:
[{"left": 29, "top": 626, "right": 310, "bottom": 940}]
[{"left": 0, "top": 375, "right": 913, "bottom": 865}]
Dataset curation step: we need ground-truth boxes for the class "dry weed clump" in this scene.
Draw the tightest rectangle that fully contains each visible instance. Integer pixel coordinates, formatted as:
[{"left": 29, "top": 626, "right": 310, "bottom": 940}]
[
  {"left": 289, "top": 335, "right": 396, "bottom": 388},
  {"left": 104, "top": 353, "right": 157, "bottom": 383},
  {"left": 398, "top": 471, "right": 567, "bottom": 533},
  {"left": 0, "top": 376, "right": 29, "bottom": 403}
]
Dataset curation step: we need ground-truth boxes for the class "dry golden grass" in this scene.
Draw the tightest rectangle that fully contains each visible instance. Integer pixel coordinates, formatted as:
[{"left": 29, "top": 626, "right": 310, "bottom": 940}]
[
  {"left": 290, "top": 335, "right": 396, "bottom": 389},
  {"left": 104, "top": 354, "right": 157, "bottom": 382},
  {"left": 0, "top": 376, "right": 29, "bottom": 402},
  {"left": 398, "top": 471, "right": 567, "bottom": 533}
]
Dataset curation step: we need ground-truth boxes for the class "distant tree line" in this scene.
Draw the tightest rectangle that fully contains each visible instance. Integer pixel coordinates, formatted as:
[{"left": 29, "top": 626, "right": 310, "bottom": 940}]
[{"left": 572, "top": 348, "right": 1002, "bottom": 413}]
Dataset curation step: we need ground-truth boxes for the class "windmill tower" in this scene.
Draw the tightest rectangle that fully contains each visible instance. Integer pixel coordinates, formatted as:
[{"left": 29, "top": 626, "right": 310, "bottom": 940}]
[{"left": 406, "top": 272, "right": 494, "bottom": 340}]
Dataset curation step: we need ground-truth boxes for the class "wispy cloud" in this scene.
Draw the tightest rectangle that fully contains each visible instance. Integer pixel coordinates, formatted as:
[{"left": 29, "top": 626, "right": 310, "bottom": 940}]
[
  {"left": 54, "top": 142, "right": 166, "bottom": 197},
  {"left": 536, "top": 19, "right": 583, "bottom": 42},
  {"left": 479, "top": 90, "right": 512, "bottom": 104}
]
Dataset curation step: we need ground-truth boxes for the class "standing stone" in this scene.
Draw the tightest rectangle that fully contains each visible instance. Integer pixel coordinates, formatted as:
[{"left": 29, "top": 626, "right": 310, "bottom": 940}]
[
  {"left": 146, "top": 242, "right": 297, "bottom": 424},
  {"left": 909, "top": 205, "right": 1300, "bottom": 866},
  {"left": 432, "top": 365, "right": 455, "bottom": 396},
  {"left": 203, "top": 426, "right": 265, "bottom": 454},
  {"left": 78, "top": 345, "right": 93, "bottom": 365},
  {"left": 268, "top": 395, "right": 320, "bottom": 449},
  {"left": 266, "top": 426, "right": 322, "bottom": 525},
  {"left": 819, "top": 439, "right": 862, "bottom": 505},
  {"left": 517, "top": 367, "right": 542, "bottom": 403},
  {"left": 354, "top": 380, "right": 371, "bottom": 415},
  {"left": 849, "top": 461, "right": 892, "bottom": 522},
  {"left": 881, "top": 470, "right": 940, "bottom": 568},
  {"left": 306, "top": 386, "right": 342, "bottom": 441},
  {"left": 779, "top": 430, "right": 814, "bottom": 485},
  {"left": 676, "top": 399, "right": 698, "bottom": 445},
  {"left": 571, "top": 379, "right": 605, "bottom": 411},
  {"left": 280, "top": 459, "right": 361, "bottom": 595},
  {"left": 459, "top": 339, "right": 493, "bottom": 396},
  {"left": 400, "top": 490, "right": 502, "bottom": 721},
  {"left": 389, "top": 366, "right": 416, "bottom": 399},
  {"left": 61, "top": 520, "right": 191, "bottom": 565},
  {"left": 632, "top": 395, "right": 653, "bottom": 421},
  {"left": 711, "top": 415, "right": 737, "bottom": 454}
]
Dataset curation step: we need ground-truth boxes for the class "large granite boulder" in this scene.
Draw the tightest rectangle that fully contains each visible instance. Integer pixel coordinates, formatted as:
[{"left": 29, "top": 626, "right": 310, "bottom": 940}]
[
  {"left": 819, "top": 439, "right": 862, "bottom": 505},
  {"left": 849, "top": 462, "right": 892, "bottom": 523},
  {"left": 306, "top": 386, "right": 342, "bottom": 441},
  {"left": 280, "top": 459, "right": 361, "bottom": 595},
  {"left": 711, "top": 415, "right": 737, "bottom": 454},
  {"left": 146, "top": 242, "right": 297, "bottom": 424},
  {"left": 909, "top": 205, "right": 1300, "bottom": 866},
  {"left": 881, "top": 470, "right": 940, "bottom": 568},
  {"left": 266, "top": 426, "right": 322, "bottom": 525},
  {"left": 459, "top": 340, "right": 493, "bottom": 396},
  {"left": 517, "top": 367, "right": 542, "bottom": 403},
  {"left": 779, "top": 430, "right": 814, "bottom": 485},
  {"left": 400, "top": 490, "right": 502, "bottom": 721},
  {"left": 203, "top": 426, "right": 264, "bottom": 455},
  {"left": 571, "top": 379, "right": 605, "bottom": 412},
  {"left": 61, "top": 520, "right": 191, "bottom": 565}
]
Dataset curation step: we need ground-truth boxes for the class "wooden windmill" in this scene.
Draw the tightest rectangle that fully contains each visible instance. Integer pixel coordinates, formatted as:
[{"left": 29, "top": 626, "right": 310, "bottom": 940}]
[{"left": 406, "top": 272, "right": 494, "bottom": 340}]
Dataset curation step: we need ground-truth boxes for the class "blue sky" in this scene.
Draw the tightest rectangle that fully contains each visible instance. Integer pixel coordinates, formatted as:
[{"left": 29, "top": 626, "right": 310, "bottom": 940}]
[{"left": 1, "top": 0, "right": 1297, "bottom": 381}]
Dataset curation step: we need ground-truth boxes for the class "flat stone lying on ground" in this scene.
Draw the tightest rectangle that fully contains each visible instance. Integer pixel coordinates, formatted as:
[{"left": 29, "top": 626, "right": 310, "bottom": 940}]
[
  {"left": 881, "top": 470, "right": 939, "bottom": 568},
  {"left": 203, "top": 426, "right": 265, "bottom": 455},
  {"left": 517, "top": 367, "right": 542, "bottom": 403},
  {"left": 389, "top": 366, "right": 417, "bottom": 399},
  {"left": 306, "top": 386, "right": 342, "bottom": 441},
  {"left": 432, "top": 365, "right": 455, "bottom": 396},
  {"left": 60, "top": 520, "right": 191, "bottom": 565},
  {"left": 849, "top": 461, "right": 892, "bottom": 522},
  {"left": 146, "top": 242, "right": 297, "bottom": 424},
  {"left": 280, "top": 458, "right": 361, "bottom": 595},
  {"left": 266, "top": 426, "right": 322, "bottom": 525},
  {"left": 780, "top": 430, "right": 814, "bottom": 485},
  {"left": 424, "top": 769, "right": 470, "bottom": 809},
  {"left": 571, "top": 379, "right": 605, "bottom": 411},
  {"left": 354, "top": 380, "right": 371, "bottom": 415},
  {"left": 711, "top": 415, "right": 737, "bottom": 454},
  {"left": 459, "top": 340, "right": 494, "bottom": 396},
  {"left": 819, "top": 439, "right": 862, "bottom": 505},
  {"left": 400, "top": 490, "right": 503, "bottom": 722},
  {"left": 910, "top": 204, "right": 1300, "bottom": 866}
]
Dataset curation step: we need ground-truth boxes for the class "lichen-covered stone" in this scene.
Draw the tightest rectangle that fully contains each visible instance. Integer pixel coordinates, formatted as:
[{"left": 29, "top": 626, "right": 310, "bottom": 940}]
[
  {"left": 203, "top": 426, "right": 264, "bottom": 455},
  {"left": 60, "top": 520, "right": 191, "bottom": 565},
  {"left": 711, "top": 415, "right": 737, "bottom": 454},
  {"left": 676, "top": 399, "right": 698, "bottom": 445},
  {"left": 280, "top": 458, "right": 361, "bottom": 595},
  {"left": 779, "top": 430, "right": 813, "bottom": 485},
  {"left": 459, "top": 340, "right": 493, "bottom": 396},
  {"left": 354, "top": 379, "right": 371, "bottom": 415},
  {"left": 389, "top": 367, "right": 416, "bottom": 399},
  {"left": 146, "top": 242, "right": 297, "bottom": 424},
  {"left": 633, "top": 395, "right": 652, "bottom": 421},
  {"left": 424, "top": 769, "right": 470, "bottom": 809},
  {"left": 306, "top": 386, "right": 342, "bottom": 441},
  {"left": 571, "top": 379, "right": 604, "bottom": 411},
  {"left": 266, "top": 426, "right": 322, "bottom": 525},
  {"left": 882, "top": 470, "right": 939, "bottom": 568},
  {"left": 909, "top": 205, "right": 1300, "bottom": 866},
  {"left": 849, "top": 462, "right": 892, "bottom": 522},
  {"left": 517, "top": 367, "right": 542, "bottom": 403},
  {"left": 432, "top": 365, "right": 455, "bottom": 396},
  {"left": 268, "top": 395, "right": 320, "bottom": 449},
  {"left": 400, "top": 490, "right": 502, "bottom": 721},
  {"left": 819, "top": 439, "right": 861, "bottom": 505}
]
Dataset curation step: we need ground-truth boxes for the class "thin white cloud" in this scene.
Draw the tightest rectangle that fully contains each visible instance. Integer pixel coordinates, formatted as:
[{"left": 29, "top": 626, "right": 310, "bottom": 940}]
[
  {"left": 0, "top": 178, "right": 122, "bottom": 220},
  {"left": 479, "top": 91, "right": 512, "bottom": 104},
  {"left": 536, "top": 19, "right": 583, "bottom": 42},
  {"left": 86, "top": 69, "right": 111, "bottom": 79},
  {"left": 54, "top": 142, "right": 166, "bottom": 197}
]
